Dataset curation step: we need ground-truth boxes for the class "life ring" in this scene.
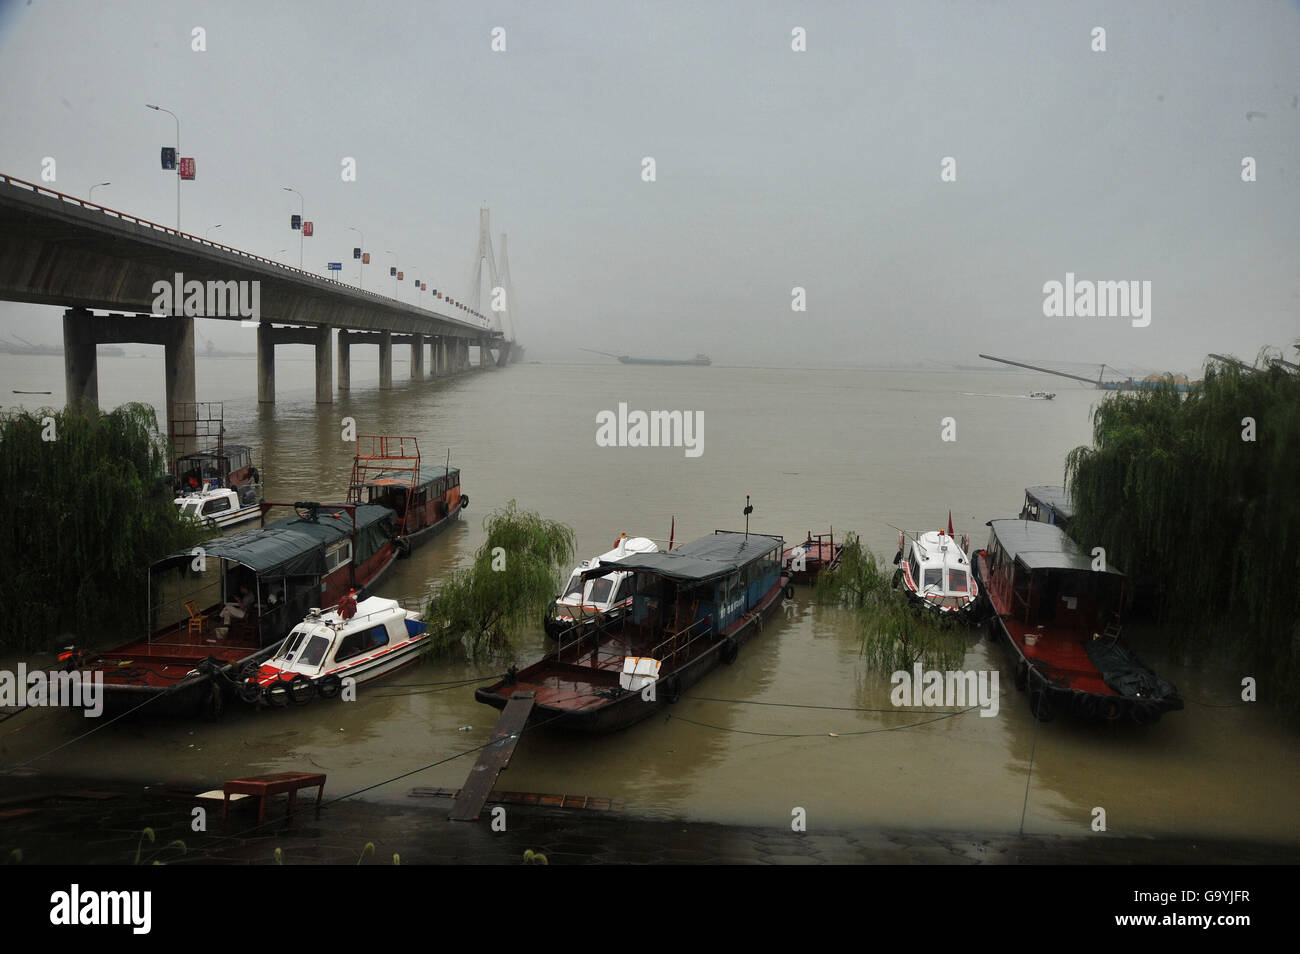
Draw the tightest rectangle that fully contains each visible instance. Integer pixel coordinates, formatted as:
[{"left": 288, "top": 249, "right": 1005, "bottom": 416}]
[
  {"left": 317, "top": 673, "right": 342, "bottom": 699},
  {"left": 719, "top": 637, "right": 739, "bottom": 665},
  {"left": 288, "top": 674, "right": 314, "bottom": 705}
]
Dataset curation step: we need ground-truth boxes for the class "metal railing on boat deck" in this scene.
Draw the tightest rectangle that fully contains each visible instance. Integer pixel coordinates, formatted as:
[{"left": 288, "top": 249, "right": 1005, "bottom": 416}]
[
  {"left": 553, "top": 612, "right": 622, "bottom": 663},
  {"left": 646, "top": 615, "right": 713, "bottom": 672}
]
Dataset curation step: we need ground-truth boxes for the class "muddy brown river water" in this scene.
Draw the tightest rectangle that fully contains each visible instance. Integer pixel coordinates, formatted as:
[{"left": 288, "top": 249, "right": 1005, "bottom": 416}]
[{"left": 1, "top": 353, "right": 1297, "bottom": 846}]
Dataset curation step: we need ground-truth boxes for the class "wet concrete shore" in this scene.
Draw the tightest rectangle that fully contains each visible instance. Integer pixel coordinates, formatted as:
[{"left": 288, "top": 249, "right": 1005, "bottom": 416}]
[{"left": 2, "top": 776, "right": 1296, "bottom": 865}]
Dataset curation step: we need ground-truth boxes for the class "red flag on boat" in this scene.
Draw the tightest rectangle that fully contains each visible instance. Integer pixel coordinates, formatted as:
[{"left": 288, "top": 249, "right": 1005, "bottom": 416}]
[{"left": 947, "top": 511, "right": 954, "bottom": 537}]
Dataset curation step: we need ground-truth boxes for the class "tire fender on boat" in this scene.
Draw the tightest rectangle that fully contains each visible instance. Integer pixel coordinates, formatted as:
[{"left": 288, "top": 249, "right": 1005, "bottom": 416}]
[
  {"left": 238, "top": 678, "right": 262, "bottom": 705},
  {"left": 263, "top": 681, "right": 290, "bottom": 707},
  {"left": 459, "top": 494, "right": 468, "bottom": 510},
  {"left": 288, "top": 674, "right": 314, "bottom": 705},
  {"left": 201, "top": 683, "right": 225, "bottom": 721},
  {"left": 317, "top": 673, "right": 342, "bottom": 699},
  {"left": 663, "top": 675, "right": 682, "bottom": 704},
  {"left": 784, "top": 583, "right": 794, "bottom": 599},
  {"left": 719, "top": 637, "right": 739, "bottom": 665}
]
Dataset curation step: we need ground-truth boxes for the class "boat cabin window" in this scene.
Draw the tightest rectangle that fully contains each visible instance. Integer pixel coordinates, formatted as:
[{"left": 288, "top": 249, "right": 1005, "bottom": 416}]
[
  {"left": 948, "top": 569, "right": 969, "bottom": 594},
  {"left": 181, "top": 501, "right": 201, "bottom": 516},
  {"left": 202, "top": 496, "right": 232, "bottom": 516},
  {"left": 277, "top": 629, "right": 308, "bottom": 661},
  {"left": 922, "top": 567, "right": 943, "bottom": 591},
  {"left": 562, "top": 574, "right": 583, "bottom": 599},
  {"left": 325, "top": 541, "right": 353, "bottom": 573},
  {"left": 298, "top": 634, "right": 331, "bottom": 667},
  {"left": 908, "top": 555, "right": 921, "bottom": 583},
  {"left": 587, "top": 576, "right": 615, "bottom": 604},
  {"left": 611, "top": 576, "right": 633, "bottom": 604},
  {"left": 334, "top": 624, "right": 390, "bottom": 663}
]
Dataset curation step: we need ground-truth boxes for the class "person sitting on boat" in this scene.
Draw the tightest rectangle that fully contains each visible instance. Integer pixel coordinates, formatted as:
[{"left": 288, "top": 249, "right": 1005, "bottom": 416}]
[
  {"left": 219, "top": 585, "right": 255, "bottom": 626},
  {"left": 339, "top": 588, "right": 358, "bottom": 620}
]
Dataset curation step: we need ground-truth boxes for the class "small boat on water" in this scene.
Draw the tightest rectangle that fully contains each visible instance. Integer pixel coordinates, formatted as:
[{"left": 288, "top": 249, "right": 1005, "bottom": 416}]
[
  {"left": 236, "top": 596, "right": 427, "bottom": 706},
  {"left": 80, "top": 501, "right": 400, "bottom": 718},
  {"left": 893, "top": 521, "right": 980, "bottom": 619},
  {"left": 971, "top": 519, "right": 1183, "bottom": 724},
  {"left": 1029, "top": 391, "right": 1056, "bottom": 400},
  {"left": 477, "top": 529, "right": 790, "bottom": 733},
  {"left": 176, "top": 480, "right": 262, "bottom": 530},
  {"left": 346, "top": 435, "right": 466, "bottom": 556},
  {"left": 783, "top": 531, "right": 842, "bottom": 585},
  {"left": 170, "top": 405, "right": 263, "bottom": 531},
  {"left": 544, "top": 534, "right": 658, "bottom": 640}
]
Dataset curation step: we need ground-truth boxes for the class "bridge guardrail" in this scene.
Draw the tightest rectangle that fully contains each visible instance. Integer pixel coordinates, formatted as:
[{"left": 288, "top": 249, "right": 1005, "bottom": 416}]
[{"left": 0, "top": 172, "right": 504, "bottom": 335}]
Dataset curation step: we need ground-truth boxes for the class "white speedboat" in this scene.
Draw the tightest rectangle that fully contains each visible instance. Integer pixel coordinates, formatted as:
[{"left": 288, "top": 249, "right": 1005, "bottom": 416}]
[
  {"left": 893, "top": 526, "right": 980, "bottom": 619},
  {"left": 1029, "top": 391, "right": 1056, "bottom": 400},
  {"left": 238, "top": 596, "right": 427, "bottom": 705},
  {"left": 176, "top": 481, "right": 262, "bottom": 530},
  {"left": 544, "top": 534, "right": 658, "bottom": 640}
]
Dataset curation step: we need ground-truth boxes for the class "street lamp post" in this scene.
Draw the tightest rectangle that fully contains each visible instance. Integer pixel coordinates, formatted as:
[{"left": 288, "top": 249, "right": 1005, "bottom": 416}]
[
  {"left": 145, "top": 104, "right": 180, "bottom": 230},
  {"left": 347, "top": 226, "right": 364, "bottom": 290},
  {"left": 88, "top": 181, "right": 110, "bottom": 204},
  {"left": 283, "top": 187, "right": 304, "bottom": 268}
]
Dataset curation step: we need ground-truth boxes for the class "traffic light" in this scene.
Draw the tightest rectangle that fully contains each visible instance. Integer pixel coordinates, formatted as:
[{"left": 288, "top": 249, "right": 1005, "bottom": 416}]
[{"left": 353, "top": 247, "right": 361, "bottom": 259}]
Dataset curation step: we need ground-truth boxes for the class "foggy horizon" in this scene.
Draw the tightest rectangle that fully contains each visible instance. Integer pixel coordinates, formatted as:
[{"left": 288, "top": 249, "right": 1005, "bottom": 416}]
[{"left": 1, "top": 0, "right": 1297, "bottom": 376}]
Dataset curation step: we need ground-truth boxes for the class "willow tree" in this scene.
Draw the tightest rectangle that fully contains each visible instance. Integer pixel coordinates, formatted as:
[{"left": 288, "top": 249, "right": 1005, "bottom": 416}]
[
  {"left": 1065, "top": 357, "right": 1300, "bottom": 711},
  {"left": 816, "top": 533, "right": 967, "bottom": 672},
  {"left": 423, "top": 500, "right": 575, "bottom": 658},
  {"left": 0, "top": 403, "right": 209, "bottom": 653}
]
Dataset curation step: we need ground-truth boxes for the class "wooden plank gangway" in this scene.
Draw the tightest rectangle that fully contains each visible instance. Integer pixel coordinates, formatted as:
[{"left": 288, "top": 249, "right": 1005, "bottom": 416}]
[{"left": 448, "top": 690, "right": 534, "bottom": 821}]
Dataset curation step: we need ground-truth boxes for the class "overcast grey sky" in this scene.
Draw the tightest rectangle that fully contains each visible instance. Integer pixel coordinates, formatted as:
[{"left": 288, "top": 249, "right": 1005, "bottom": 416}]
[{"left": 1, "top": 0, "right": 1297, "bottom": 373}]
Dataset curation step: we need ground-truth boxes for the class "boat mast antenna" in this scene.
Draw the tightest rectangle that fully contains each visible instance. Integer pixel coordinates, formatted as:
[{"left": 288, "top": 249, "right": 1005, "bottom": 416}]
[{"left": 743, "top": 494, "right": 753, "bottom": 539}]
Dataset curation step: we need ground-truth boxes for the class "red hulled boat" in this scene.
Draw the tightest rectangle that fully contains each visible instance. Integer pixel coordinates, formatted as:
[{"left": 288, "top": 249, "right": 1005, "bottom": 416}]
[{"left": 972, "top": 519, "right": 1182, "bottom": 724}]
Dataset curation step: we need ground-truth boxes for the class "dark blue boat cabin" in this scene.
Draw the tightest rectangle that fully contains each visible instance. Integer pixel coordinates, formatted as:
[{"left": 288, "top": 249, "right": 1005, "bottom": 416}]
[{"left": 588, "top": 531, "right": 785, "bottom": 639}]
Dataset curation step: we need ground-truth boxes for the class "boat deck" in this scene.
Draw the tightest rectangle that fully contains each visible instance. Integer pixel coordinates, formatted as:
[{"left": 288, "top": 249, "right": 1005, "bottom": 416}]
[
  {"left": 90, "top": 621, "right": 262, "bottom": 690},
  {"left": 1002, "top": 617, "right": 1115, "bottom": 696}
]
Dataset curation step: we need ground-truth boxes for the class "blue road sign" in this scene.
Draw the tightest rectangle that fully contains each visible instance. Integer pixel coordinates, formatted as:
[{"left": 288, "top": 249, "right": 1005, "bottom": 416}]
[{"left": 327, "top": 262, "right": 343, "bottom": 271}]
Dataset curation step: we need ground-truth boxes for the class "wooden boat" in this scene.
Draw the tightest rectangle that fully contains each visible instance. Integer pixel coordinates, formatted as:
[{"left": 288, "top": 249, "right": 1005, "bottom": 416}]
[
  {"left": 1019, "top": 485, "right": 1073, "bottom": 530},
  {"left": 892, "top": 524, "right": 980, "bottom": 619},
  {"left": 782, "top": 531, "right": 842, "bottom": 585},
  {"left": 346, "top": 435, "right": 466, "bottom": 556},
  {"left": 236, "top": 596, "right": 427, "bottom": 706},
  {"left": 971, "top": 519, "right": 1183, "bottom": 724},
  {"left": 80, "top": 501, "right": 400, "bottom": 719},
  {"left": 544, "top": 534, "right": 658, "bottom": 640},
  {"left": 477, "top": 530, "right": 790, "bottom": 733}
]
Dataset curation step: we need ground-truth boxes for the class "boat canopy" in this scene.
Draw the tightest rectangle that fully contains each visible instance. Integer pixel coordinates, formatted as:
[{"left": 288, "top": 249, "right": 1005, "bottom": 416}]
[
  {"left": 1024, "top": 485, "right": 1074, "bottom": 521},
  {"left": 585, "top": 531, "right": 783, "bottom": 584},
  {"left": 152, "top": 503, "right": 395, "bottom": 577},
  {"left": 361, "top": 465, "right": 460, "bottom": 491},
  {"left": 989, "top": 519, "right": 1121, "bottom": 575}
]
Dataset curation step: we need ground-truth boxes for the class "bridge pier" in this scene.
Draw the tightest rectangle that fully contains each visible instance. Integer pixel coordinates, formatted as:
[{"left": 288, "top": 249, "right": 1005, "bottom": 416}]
[
  {"left": 314, "top": 325, "right": 333, "bottom": 404},
  {"left": 479, "top": 339, "right": 490, "bottom": 369},
  {"left": 337, "top": 330, "right": 351, "bottom": 390},
  {"left": 411, "top": 334, "right": 425, "bottom": 380},
  {"left": 258, "top": 323, "right": 334, "bottom": 404},
  {"left": 62, "top": 308, "right": 196, "bottom": 449},
  {"left": 379, "top": 332, "right": 393, "bottom": 389}
]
